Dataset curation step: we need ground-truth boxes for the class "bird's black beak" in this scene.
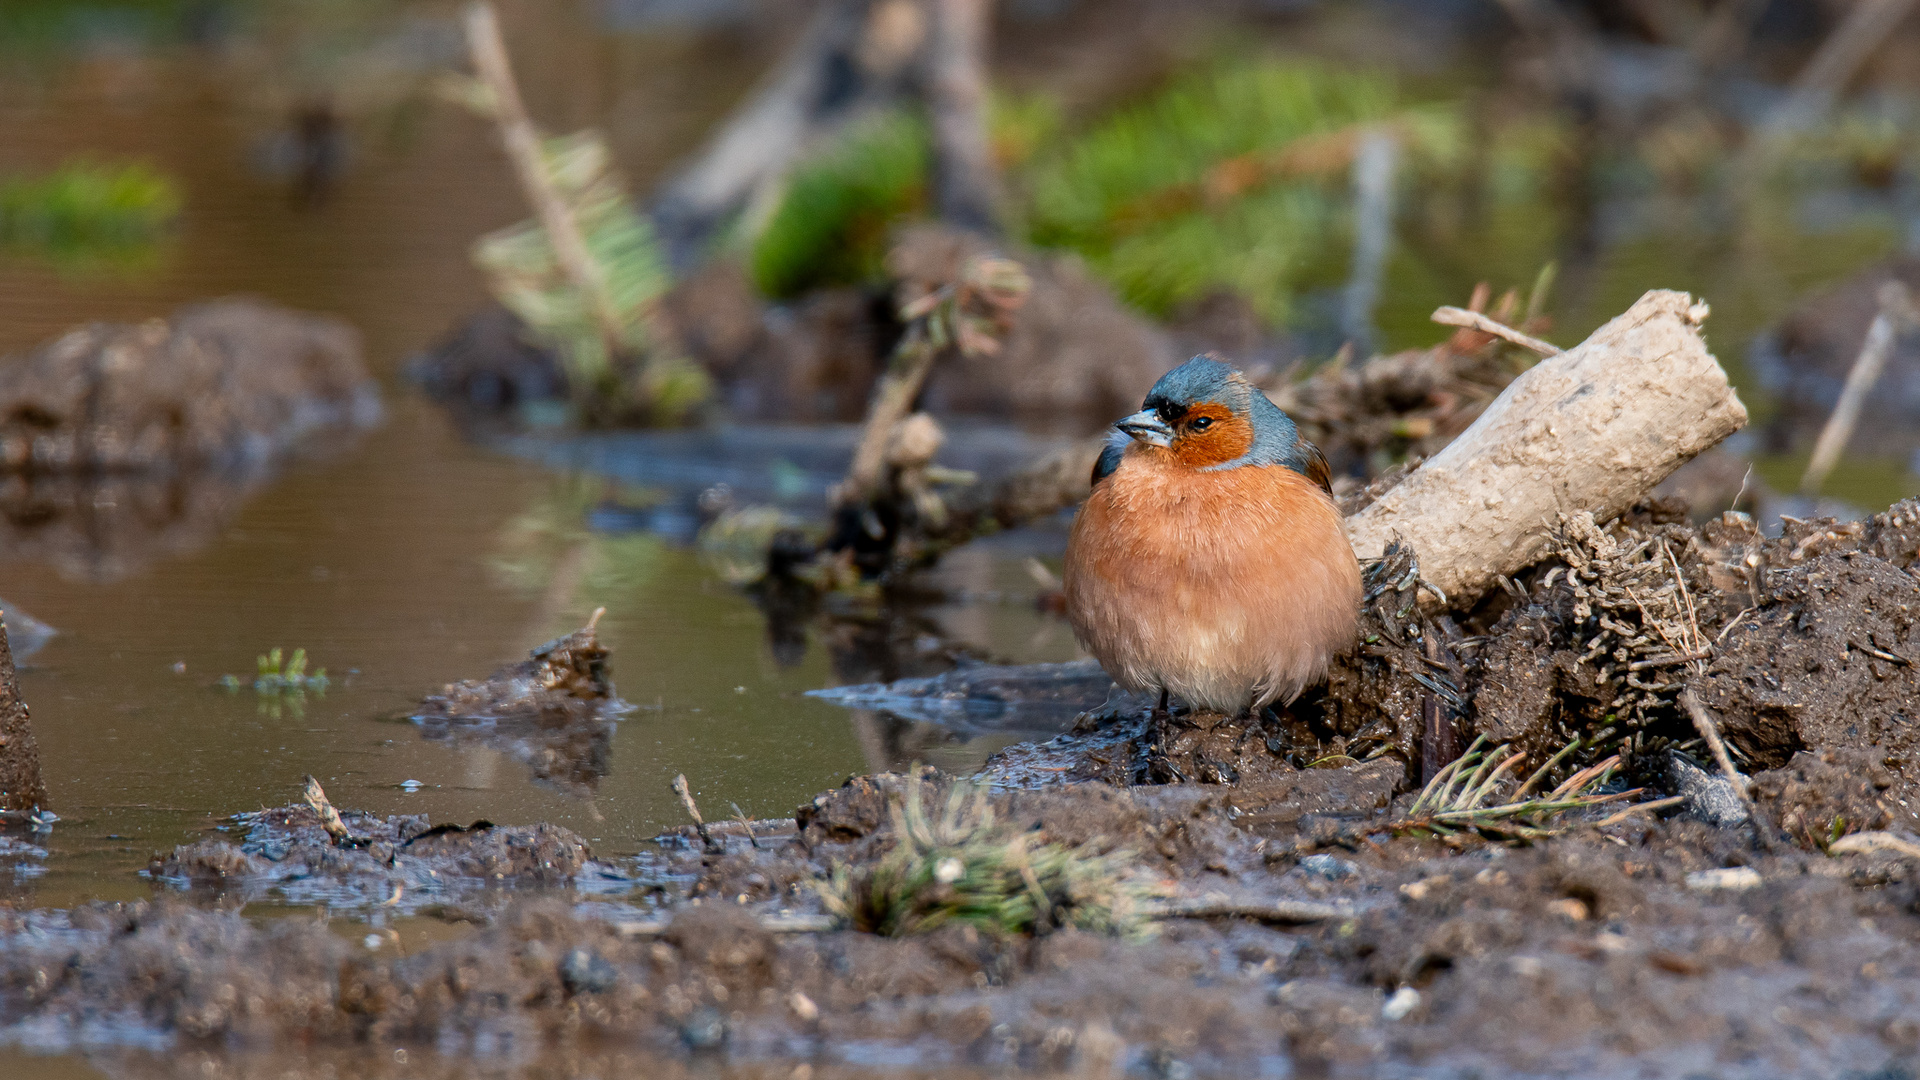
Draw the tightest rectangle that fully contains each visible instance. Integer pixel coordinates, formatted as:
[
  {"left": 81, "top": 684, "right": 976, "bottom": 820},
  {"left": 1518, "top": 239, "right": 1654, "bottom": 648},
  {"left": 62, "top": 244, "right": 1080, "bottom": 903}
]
[{"left": 1115, "top": 409, "right": 1174, "bottom": 447}]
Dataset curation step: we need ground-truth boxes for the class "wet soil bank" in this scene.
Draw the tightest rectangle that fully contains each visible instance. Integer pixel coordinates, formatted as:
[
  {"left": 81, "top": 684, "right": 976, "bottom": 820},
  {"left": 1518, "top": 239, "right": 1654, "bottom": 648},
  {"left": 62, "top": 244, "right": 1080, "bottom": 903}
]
[
  {"left": 8, "top": 768, "right": 1920, "bottom": 1078},
  {"left": 12, "top": 500, "right": 1920, "bottom": 1075}
]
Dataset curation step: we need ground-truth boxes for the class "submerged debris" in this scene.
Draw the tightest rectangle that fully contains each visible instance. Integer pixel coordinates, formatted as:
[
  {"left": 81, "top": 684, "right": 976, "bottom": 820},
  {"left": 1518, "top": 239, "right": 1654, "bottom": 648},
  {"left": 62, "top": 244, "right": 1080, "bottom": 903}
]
[
  {"left": 409, "top": 611, "right": 628, "bottom": 797},
  {"left": 807, "top": 658, "right": 1135, "bottom": 736}
]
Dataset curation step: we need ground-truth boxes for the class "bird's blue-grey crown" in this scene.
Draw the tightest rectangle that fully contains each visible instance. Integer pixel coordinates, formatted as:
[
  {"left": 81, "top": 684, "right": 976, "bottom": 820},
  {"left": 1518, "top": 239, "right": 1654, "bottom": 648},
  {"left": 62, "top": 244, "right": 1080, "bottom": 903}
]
[{"left": 1094, "top": 356, "right": 1315, "bottom": 482}]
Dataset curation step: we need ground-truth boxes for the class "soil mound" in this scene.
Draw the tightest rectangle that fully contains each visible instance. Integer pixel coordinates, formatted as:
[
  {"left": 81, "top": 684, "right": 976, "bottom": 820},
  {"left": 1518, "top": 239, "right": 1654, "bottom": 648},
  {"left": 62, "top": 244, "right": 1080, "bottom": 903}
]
[
  {"left": 0, "top": 299, "right": 381, "bottom": 581},
  {"left": 146, "top": 803, "right": 633, "bottom": 914},
  {"left": 0, "top": 298, "right": 378, "bottom": 475},
  {"left": 409, "top": 617, "right": 630, "bottom": 797}
]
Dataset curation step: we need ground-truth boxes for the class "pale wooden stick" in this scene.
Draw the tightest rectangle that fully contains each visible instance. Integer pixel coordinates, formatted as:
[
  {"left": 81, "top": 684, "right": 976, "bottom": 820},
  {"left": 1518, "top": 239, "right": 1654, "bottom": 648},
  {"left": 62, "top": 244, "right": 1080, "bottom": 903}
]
[
  {"left": 1679, "top": 689, "right": 1763, "bottom": 842},
  {"left": 836, "top": 328, "right": 939, "bottom": 507},
  {"left": 1430, "top": 306, "right": 1561, "bottom": 356},
  {"left": 1800, "top": 281, "right": 1915, "bottom": 496},
  {"left": 672, "top": 773, "right": 719, "bottom": 852}
]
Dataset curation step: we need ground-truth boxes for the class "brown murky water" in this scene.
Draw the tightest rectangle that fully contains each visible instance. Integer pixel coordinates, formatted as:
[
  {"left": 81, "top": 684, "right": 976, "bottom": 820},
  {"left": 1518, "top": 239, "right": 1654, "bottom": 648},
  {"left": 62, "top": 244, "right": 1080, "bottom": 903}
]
[
  {"left": 0, "top": 5, "right": 1068, "bottom": 928},
  {"left": 2, "top": 3, "right": 1917, "bottom": 1076}
]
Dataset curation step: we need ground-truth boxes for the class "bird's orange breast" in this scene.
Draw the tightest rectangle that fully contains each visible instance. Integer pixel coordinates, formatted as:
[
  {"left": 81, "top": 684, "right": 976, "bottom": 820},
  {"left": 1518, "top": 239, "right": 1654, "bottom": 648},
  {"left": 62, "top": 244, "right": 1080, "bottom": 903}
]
[{"left": 1063, "top": 447, "right": 1361, "bottom": 712}]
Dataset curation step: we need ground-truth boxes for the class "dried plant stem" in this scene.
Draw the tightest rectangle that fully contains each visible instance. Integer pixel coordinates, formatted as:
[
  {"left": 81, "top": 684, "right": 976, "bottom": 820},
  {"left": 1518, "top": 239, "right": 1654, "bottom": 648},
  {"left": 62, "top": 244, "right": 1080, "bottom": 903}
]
[
  {"left": 672, "top": 773, "right": 719, "bottom": 853},
  {"left": 837, "top": 328, "right": 938, "bottom": 507},
  {"left": 1430, "top": 306, "right": 1561, "bottom": 356},
  {"left": 464, "top": 2, "right": 626, "bottom": 364},
  {"left": 1143, "top": 897, "right": 1348, "bottom": 923},
  {"left": 1771, "top": 0, "right": 1920, "bottom": 134},
  {"left": 1679, "top": 690, "right": 1752, "bottom": 804},
  {"left": 301, "top": 775, "right": 358, "bottom": 847},
  {"left": 1800, "top": 282, "right": 1916, "bottom": 496}
]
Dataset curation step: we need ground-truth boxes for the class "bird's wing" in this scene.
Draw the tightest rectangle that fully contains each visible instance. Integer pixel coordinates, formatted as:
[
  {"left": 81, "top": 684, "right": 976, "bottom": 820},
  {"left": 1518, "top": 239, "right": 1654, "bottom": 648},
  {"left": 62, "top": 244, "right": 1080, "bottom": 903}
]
[{"left": 1297, "top": 439, "right": 1333, "bottom": 495}]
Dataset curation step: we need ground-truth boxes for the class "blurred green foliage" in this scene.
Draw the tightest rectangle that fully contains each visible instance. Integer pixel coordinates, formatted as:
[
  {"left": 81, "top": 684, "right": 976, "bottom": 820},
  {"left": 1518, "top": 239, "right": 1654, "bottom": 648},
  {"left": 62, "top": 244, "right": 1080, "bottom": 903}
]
[
  {"left": 492, "top": 474, "right": 667, "bottom": 603},
  {"left": 746, "top": 60, "right": 1463, "bottom": 328},
  {"left": 471, "top": 130, "right": 710, "bottom": 425},
  {"left": 0, "top": 161, "right": 181, "bottom": 268},
  {"left": 1025, "top": 62, "right": 1457, "bottom": 323},
  {"left": 0, "top": 0, "right": 200, "bottom": 49},
  {"left": 750, "top": 110, "right": 930, "bottom": 299}
]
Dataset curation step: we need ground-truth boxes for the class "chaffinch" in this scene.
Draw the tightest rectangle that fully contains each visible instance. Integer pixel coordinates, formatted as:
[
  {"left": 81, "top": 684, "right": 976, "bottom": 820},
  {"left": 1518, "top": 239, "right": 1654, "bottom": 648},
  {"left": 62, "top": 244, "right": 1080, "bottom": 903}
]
[{"left": 1064, "top": 356, "right": 1362, "bottom": 717}]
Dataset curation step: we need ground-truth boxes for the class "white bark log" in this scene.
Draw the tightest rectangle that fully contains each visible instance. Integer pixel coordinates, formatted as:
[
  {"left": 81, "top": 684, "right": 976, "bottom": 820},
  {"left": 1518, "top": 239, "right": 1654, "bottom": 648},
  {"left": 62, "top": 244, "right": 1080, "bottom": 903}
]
[{"left": 1345, "top": 289, "right": 1747, "bottom": 607}]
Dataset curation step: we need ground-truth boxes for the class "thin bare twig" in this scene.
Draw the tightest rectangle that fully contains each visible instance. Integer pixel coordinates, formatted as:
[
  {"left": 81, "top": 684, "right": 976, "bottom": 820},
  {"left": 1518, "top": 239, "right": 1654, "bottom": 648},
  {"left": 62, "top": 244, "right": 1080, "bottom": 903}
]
[
  {"left": 730, "top": 802, "right": 763, "bottom": 850},
  {"left": 1801, "top": 281, "right": 1917, "bottom": 495},
  {"left": 1143, "top": 897, "right": 1350, "bottom": 924},
  {"left": 1679, "top": 689, "right": 1761, "bottom": 827},
  {"left": 1770, "top": 0, "right": 1920, "bottom": 135},
  {"left": 1430, "top": 306, "right": 1561, "bottom": 356},
  {"left": 672, "top": 773, "right": 720, "bottom": 853}
]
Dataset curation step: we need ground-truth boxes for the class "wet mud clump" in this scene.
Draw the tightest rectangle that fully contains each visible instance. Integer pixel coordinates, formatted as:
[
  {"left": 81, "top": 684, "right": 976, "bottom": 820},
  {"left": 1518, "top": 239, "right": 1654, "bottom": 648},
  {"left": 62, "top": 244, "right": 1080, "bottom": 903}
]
[
  {"left": 146, "top": 796, "right": 632, "bottom": 914},
  {"left": 0, "top": 299, "right": 382, "bottom": 581},
  {"left": 0, "top": 298, "right": 379, "bottom": 474},
  {"left": 0, "top": 610, "right": 47, "bottom": 821},
  {"left": 409, "top": 614, "right": 630, "bottom": 797}
]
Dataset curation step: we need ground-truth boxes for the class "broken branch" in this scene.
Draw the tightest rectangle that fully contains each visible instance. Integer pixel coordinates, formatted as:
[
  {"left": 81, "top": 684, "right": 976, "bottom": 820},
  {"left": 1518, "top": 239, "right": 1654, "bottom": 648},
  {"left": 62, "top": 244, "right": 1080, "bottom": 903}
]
[{"left": 1349, "top": 291, "right": 1747, "bottom": 610}]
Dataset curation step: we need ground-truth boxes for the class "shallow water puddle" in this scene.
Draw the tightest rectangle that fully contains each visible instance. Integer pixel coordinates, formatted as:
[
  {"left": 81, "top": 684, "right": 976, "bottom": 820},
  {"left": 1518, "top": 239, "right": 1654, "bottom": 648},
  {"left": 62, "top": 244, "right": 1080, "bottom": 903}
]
[{"left": 2, "top": 404, "right": 1074, "bottom": 913}]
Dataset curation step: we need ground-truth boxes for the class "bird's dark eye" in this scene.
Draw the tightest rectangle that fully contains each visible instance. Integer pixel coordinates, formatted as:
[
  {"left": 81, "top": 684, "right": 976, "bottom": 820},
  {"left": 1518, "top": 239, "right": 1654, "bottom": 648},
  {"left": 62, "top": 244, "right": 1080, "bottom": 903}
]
[{"left": 1189, "top": 416, "right": 1214, "bottom": 433}]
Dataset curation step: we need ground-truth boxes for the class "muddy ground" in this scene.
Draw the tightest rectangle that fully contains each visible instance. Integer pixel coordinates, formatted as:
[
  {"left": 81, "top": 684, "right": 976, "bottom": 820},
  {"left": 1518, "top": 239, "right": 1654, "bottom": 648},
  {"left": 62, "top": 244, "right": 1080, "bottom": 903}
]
[
  {"left": 10, "top": 767, "right": 1920, "bottom": 1078},
  {"left": 11, "top": 498, "right": 1920, "bottom": 1076}
]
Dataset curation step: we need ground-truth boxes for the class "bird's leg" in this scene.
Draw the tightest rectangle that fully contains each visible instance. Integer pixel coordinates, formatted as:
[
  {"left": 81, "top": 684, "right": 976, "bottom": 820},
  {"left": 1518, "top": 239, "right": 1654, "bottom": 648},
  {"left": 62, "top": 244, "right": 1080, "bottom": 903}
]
[
  {"left": 1232, "top": 705, "right": 1259, "bottom": 749},
  {"left": 1143, "top": 687, "right": 1188, "bottom": 784}
]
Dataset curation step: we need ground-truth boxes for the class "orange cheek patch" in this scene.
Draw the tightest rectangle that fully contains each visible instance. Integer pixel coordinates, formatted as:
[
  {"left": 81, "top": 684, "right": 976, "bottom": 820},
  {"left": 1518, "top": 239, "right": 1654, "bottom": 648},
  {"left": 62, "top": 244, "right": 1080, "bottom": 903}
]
[{"left": 1170, "top": 406, "right": 1254, "bottom": 468}]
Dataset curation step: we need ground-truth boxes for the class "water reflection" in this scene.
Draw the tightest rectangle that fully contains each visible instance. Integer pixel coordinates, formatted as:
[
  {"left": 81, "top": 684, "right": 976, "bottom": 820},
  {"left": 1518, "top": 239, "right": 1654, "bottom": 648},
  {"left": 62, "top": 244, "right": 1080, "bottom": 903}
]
[{"left": 0, "top": 471, "right": 258, "bottom": 584}]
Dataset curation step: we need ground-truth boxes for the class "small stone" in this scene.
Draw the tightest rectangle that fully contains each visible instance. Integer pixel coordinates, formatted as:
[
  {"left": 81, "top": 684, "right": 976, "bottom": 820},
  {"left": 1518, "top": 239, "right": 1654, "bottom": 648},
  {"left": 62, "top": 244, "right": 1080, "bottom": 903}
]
[
  {"left": 399, "top": 779, "right": 423, "bottom": 793},
  {"left": 1546, "top": 897, "right": 1590, "bottom": 921},
  {"left": 1298, "top": 854, "right": 1357, "bottom": 881},
  {"left": 560, "top": 947, "right": 618, "bottom": 994},
  {"left": 1668, "top": 751, "right": 1747, "bottom": 827},
  {"left": 1382, "top": 986, "right": 1421, "bottom": 1021},
  {"left": 682, "top": 1006, "right": 728, "bottom": 1050},
  {"left": 1686, "top": 866, "right": 1762, "bottom": 891}
]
